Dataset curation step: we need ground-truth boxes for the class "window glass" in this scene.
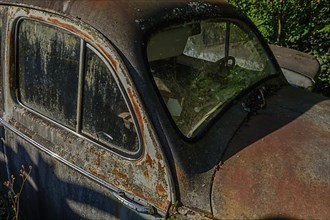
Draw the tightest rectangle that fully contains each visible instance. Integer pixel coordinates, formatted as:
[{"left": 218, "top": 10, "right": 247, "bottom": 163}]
[
  {"left": 183, "top": 22, "right": 226, "bottom": 62},
  {"left": 147, "top": 20, "right": 275, "bottom": 137},
  {"left": 228, "top": 24, "right": 266, "bottom": 71},
  {"left": 18, "top": 20, "right": 80, "bottom": 128},
  {"left": 82, "top": 46, "right": 138, "bottom": 152},
  {"left": 17, "top": 19, "right": 139, "bottom": 154},
  {"left": 0, "top": 14, "right": 3, "bottom": 112}
]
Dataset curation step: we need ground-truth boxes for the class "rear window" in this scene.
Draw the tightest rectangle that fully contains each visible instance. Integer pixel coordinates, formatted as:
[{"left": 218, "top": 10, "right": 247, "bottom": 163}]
[{"left": 147, "top": 20, "right": 276, "bottom": 137}]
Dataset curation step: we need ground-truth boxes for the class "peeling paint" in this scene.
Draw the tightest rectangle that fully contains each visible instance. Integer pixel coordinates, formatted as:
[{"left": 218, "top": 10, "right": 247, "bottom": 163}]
[
  {"left": 143, "top": 169, "right": 149, "bottom": 178},
  {"left": 112, "top": 168, "right": 129, "bottom": 181},
  {"left": 127, "top": 87, "right": 144, "bottom": 132},
  {"left": 156, "top": 183, "right": 166, "bottom": 197},
  {"left": 145, "top": 153, "right": 153, "bottom": 167},
  {"left": 1, "top": 4, "right": 172, "bottom": 218}
]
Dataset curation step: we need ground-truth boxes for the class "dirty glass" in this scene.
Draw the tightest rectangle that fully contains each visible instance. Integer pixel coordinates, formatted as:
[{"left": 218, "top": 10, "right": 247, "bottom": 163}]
[
  {"left": 18, "top": 20, "right": 80, "bottom": 128},
  {"left": 82, "top": 46, "right": 138, "bottom": 152},
  {"left": 147, "top": 20, "right": 275, "bottom": 137},
  {"left": 0, "top": 14, "right": 3, "bottom": 114}
]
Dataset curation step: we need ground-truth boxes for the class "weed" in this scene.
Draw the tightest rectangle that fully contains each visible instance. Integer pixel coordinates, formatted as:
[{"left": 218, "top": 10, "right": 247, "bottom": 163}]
[{"left": 2, "top": 165, "right": 32, "bottom": 220}]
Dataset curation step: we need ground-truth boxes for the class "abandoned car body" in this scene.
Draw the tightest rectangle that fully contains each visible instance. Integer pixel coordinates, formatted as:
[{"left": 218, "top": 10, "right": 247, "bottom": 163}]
[{"left": 0, "top": 0, "right": 329, "bottom": 219}]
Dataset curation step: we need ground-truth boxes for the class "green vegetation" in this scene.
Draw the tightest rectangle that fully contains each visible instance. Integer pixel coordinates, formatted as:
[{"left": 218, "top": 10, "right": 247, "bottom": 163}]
[
  {"left": 152, "top": 58, "right": 271, "bottom": 137},
  {"left": 230, "top": 0, "right": 330, "bottom": 97}
]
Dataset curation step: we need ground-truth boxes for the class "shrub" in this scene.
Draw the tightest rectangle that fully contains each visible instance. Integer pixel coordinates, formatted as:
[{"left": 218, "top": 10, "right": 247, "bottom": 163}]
[{"left": 230, "top": 0, "right": 330, "bottom": 97}]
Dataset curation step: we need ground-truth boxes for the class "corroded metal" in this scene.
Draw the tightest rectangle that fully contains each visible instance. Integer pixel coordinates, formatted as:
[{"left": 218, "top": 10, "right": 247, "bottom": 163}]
[
  {"left": 0, "top": 2, "right": 174, "bottom": 218},
  {"left": 212, "top": 86, "right": 330, "bottom": 219},
  {"left": 0, "top": 1, "right": 329, "bottom": 219}
]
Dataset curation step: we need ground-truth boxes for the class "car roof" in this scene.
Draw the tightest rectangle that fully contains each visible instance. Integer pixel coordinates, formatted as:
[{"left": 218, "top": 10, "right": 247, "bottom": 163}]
[{"left": 0, "top": 0, "right": 234, "bottom": 69}]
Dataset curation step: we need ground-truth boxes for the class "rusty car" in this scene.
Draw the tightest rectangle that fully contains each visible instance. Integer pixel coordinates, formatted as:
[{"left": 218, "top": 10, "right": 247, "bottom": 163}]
[{"left": 0, "top": 0, "right": 329, "bottom": 219}]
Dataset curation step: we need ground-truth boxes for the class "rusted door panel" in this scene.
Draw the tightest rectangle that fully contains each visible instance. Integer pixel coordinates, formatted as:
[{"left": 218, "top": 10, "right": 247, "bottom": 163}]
[
  {"left": 0, "top": 5, "right": 172, "bottom": 219},
  {"left": 1, "top": 130, "right": 147, "bottom": 220}
]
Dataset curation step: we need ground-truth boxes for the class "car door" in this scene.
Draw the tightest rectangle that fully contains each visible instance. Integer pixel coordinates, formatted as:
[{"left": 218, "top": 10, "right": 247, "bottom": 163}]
[{"left": 0, "top": 5, "right": 172, "bottom": 219}]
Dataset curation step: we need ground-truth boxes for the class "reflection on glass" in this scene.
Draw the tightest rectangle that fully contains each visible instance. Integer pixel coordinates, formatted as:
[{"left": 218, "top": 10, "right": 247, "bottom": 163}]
[{"left": 147, "top": 21, "right": 275, "bottom": 137}]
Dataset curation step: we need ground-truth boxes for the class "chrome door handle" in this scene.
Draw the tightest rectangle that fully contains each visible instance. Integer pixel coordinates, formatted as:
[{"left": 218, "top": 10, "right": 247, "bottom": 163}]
[{"left": 113, "top": 192, "right": 155, "bottom": 215}]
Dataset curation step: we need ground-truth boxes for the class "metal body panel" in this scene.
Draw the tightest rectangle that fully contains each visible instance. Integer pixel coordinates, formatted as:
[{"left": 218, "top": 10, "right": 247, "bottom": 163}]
[
  {"left": 1, "top": 124, "right": 147, "bottom": 219},
  {"left": 270, "top": 45, "right": 320, "bottom": 89},
  {"left": 212, "top": 86, "right": 330, "bottom": 219},
  {"left": 270, "top": 44, "right": 320, "bottom": 79},
  {"left": 0, "top": 1, "right": 328, "bottom": 219},
  {"left": 0, "top": 4, "right": 172, "bottom": 219}
]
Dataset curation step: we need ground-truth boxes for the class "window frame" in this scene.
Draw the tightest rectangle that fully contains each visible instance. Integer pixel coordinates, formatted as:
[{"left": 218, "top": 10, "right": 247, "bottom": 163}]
[{"left": 14, "top": 17, "right": 142, "bottom": 158}]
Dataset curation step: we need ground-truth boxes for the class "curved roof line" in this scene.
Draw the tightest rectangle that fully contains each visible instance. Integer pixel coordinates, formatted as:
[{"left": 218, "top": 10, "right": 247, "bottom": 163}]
[{"left": 0, "top": 1, "right": 231, "bottom": 64}]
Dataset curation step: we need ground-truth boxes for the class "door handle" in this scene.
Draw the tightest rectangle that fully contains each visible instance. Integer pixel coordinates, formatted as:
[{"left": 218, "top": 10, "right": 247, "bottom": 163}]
[{"left": 113, "top": 192, "right": 155, "bottom": 215}]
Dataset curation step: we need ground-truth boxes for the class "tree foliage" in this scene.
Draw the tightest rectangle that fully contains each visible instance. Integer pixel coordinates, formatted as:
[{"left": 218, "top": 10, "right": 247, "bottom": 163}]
[{"left": 230, "top": 0, "right": 330, "bottom": 96}]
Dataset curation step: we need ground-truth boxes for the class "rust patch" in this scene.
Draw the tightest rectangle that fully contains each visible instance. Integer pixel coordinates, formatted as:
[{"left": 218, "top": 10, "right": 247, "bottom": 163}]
[
  {"left": 88, "top": 167, "right": 107, "bottom": 180},
  {"left": 47, "top": 18, "right": 93, "bottom": 42},
  {"left": 143, "top": 169, "right": 149, "bottom": 178},
  {"left": 156, "top": 183, "right": 166, "bottom": 197},
  {"left": 127, "top": 88, "right": 144, "bottom": 131},
  {"left": 97, "top": 45, "right": 119, "bottom": 71},
  {"left": 121, "top": 186, "right": 148, "bottom": 202},
  {"left": 212, "top": 114, "right": 330, "bottom": 219},
  {"left": 112, "top": 168, "right": 128, "bottom": 180},
  {"left": 93, "top": 151, "right": 102, "bottom": 167},
  {"left": 138, "top": 191, "right": 170, "bottom": 211},
  {"left": 29, "top": 15, "right": 46, "bottom": 21},
  {"left": 160, "top": 200, "right": 172, "bottom": 213},
  {"left": 145, "top": 153, "right": 153, "bottom": 167}
]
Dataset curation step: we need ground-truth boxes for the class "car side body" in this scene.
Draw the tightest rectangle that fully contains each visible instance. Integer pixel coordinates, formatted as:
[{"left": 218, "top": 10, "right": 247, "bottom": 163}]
[{"left": 0, "top": 1, "right": 328, "bottom": 219}]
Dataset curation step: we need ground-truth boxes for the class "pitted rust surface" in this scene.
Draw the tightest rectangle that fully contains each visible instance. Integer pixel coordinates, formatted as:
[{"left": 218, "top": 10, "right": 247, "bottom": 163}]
[
  {"left": 10, "top": 93, "right": 171, "bottom": 213},
  {"left": 97, "top": 45, "right": 119, "bottom": 71},
  {"left": 1, "top": 1, "right": 329, "bottom": 219},
  {"left": 127, "top": 87, "right": 145, "bottom": 132},
  {"left": 1, "top": 1, "right": 251, "bottom": 214},
  {"left": 1, "top": 4, "right": 172, "bottom": 215},
  {"left": 212, "top": 87, "right": 330, "bottom": 219}
]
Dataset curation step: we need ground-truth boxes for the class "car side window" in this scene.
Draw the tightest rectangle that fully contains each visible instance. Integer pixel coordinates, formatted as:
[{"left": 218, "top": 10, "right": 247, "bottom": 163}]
[
  {"left": 18, "top": 20, "right": 80, "bottom": 129},
  {"left": 17, "top": 19, "right": 139, "bottom": 154},
  {"left": 0, "top": 13, "right": 3, "bottom": 112},
  {"left": 82, "top": 46, "right": 138, "bottom": 151}
]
